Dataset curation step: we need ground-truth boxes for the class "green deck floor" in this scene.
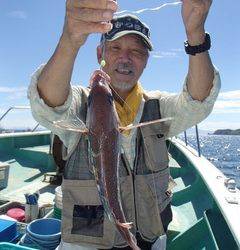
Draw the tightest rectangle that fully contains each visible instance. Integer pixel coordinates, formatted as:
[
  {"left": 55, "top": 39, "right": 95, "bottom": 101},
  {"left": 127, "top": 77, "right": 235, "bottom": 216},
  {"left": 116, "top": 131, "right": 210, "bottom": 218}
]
[{"left": 0, "top": 145, "right": 57, "bottom": 205}]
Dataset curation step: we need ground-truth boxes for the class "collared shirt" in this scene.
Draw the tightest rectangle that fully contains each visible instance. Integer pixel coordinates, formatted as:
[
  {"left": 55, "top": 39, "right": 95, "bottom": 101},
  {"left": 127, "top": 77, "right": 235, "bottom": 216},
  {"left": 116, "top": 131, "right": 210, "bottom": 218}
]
[
  {"left": 28, "top": 64, "right": 221, "bottom": 166},
  {"left": 28, "top": 64, "right": 220, "bottom": 250}
]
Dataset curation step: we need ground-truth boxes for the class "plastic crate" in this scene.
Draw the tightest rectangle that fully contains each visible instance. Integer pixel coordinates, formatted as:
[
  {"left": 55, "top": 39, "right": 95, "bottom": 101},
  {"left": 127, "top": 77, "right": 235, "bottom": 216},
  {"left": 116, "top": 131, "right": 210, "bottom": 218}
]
[
  {"left": 0, "top": 242, "right": 36, "bottom": 249},
  {"left": 0, "top": 162, "right": 10, "bottom": 190},
  {"left": 0, "top": 219, "right": 17, "bottom": 242}
]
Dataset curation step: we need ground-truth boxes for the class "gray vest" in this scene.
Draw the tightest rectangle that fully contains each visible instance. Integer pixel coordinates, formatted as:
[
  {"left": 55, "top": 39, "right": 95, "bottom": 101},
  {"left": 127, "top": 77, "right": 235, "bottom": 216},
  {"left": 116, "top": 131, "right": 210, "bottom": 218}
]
[{"left": 61, "top": 87, "right": 171, "bottom": 249}]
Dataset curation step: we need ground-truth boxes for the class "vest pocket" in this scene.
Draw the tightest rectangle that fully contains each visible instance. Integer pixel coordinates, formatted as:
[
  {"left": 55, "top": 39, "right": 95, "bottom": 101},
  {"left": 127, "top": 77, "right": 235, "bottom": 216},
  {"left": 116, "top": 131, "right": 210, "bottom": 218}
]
[
  {"left": 134, "top": 169, "right": 170, "bottom": 240},
  {"left": 141, "top": 126, "right": 169, "bottom": 171},
  {"left": 113, "top": 176, "right": 136, "bottom": 247},
  {"left": 71, "top": 205, "right": 104, "bottom": 237},
  {"left": 144, "top": 169, "right": 171, "bottom": 212},
  {"left": 61, "top": 178, "right": 115, "bottom": 249}
]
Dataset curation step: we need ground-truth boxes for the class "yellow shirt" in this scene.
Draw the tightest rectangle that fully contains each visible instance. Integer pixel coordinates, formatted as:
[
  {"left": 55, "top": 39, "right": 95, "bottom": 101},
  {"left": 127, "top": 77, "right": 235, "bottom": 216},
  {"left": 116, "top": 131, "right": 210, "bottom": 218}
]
[{"left": 114, "top": 83, "right": 143, "bottom": 136}]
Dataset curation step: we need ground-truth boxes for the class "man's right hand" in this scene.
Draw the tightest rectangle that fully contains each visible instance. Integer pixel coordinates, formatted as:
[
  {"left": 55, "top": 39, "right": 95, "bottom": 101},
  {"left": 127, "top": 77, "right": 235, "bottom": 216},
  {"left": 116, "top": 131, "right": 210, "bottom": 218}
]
[
  {"left": 62, "top": 0, "right": 118, "bottom": 49},
  {"left": 36, "top": 0, "right": 117, "bottom": 108}
]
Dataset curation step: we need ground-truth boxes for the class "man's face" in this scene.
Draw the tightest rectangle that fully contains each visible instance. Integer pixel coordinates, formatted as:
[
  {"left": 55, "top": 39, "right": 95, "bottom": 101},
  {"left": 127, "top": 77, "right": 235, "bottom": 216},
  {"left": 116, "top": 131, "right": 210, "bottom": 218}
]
[{"left": 97, "top": 34, "right": 149, "bottom": 92}]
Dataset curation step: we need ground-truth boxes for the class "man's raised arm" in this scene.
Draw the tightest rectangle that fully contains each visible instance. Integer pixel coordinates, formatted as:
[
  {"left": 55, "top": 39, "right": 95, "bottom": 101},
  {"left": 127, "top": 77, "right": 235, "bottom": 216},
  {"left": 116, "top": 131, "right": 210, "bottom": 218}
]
[
  {"left": 37, "top": 0, "right": 117, "bottom": 107},
  {"left": 181, "top": 0, "right": 215, "bottom": 101}
]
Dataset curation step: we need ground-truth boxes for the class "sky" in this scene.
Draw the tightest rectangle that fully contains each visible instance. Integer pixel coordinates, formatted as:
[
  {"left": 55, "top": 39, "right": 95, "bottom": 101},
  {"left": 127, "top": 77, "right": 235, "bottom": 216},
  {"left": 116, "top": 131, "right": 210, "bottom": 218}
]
[{"left": 0, "top": 0, "right": 240, "bottom": 132}]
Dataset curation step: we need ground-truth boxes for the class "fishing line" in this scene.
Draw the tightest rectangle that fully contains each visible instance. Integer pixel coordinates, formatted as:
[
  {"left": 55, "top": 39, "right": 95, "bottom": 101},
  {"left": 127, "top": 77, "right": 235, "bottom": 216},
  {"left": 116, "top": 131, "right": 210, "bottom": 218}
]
[
  {"left": 113, "top": 1, "right": 183, "bottom": 231},
  {"left": 116, "top": 1, "right": 181, "bottom": 15},
  {"left": 100, "top": 36, "right": 107, "bottom": 70},
  {"left": 101, "top": 1, "right": 184, "bottom": 236},
  {"left": 99, "top": 0, "right": 183, "bottom": 120},
  {"left": 113, "top": 0, "right": 193, "bottom": 167},
  {"left": 99, "top": 36, "right": 134, "bottom": 115}
]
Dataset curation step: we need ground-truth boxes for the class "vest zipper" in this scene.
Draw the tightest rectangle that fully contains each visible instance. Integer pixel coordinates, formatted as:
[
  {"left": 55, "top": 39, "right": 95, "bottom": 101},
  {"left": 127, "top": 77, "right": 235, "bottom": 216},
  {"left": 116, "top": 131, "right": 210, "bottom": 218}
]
[
  {"left": 132, "top": 136, "right": 139, "bottom": 232},
  {"left": 121, "top": 152, "right": 138, "bottom": 233},
  {"left": 131, "top": 169, "right": 138, "bottom": 232}
]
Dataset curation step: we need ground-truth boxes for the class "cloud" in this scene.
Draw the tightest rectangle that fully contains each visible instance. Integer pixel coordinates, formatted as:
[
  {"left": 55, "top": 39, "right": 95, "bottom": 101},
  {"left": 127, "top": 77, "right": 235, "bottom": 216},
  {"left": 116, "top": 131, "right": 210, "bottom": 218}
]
[
  {"left": 151, "top": 48, "right": 183, "bottom": 59},
  {"left": 7, "top": 92, "right": 27, "bottom": 100},
  {"left": 212, "top": 109, "right": 240, "bottom": 114},
  {"left": 7, "top": 11, "right": 27, "bottom": 19},
  {"left": 171, "top": 48, "right": 184, "bottom": 53},
  {"left": 0, "top": 86, "right": 27, "bottom": 93},
  {"left": 212, "top": 89, "right": 240, "bottom": 114},
  {"left": 219, "top": 90, "right": 240, "bottom": 100},
  {"left": 214, "top": 100, "right": 240, "bottom": 109},
  {"left": 0, "top": 86, "right": 27, "bottom": 101},
  {"left": 151, "top": 51, "right": 178, "bottom": 59}
]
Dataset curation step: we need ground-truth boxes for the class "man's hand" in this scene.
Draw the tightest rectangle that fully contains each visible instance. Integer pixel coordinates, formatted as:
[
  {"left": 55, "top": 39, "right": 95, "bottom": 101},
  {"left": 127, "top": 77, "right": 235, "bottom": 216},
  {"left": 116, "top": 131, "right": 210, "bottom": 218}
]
[
  {"left": 181, "top": 0, "right": 212, "bottom": 45},
  {"left": 62, "top": 0, "right": 118, "bottom": 49},
  {"left": 36, "top": 0, "right": 118, "bottom": 108}
]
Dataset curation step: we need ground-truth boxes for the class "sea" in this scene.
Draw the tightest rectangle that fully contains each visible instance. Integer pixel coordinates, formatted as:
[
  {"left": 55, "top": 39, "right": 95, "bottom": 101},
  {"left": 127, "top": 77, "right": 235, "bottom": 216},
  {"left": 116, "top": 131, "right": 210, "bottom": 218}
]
[{"left": 179, "top": 134, "right": 240, "bottom": 189}]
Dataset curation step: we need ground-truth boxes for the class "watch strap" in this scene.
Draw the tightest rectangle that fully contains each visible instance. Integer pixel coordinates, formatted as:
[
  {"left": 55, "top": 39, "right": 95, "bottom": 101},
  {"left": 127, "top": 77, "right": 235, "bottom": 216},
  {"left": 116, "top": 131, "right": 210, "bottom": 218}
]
[{"left": 184, "top": 33, "right": 211, "bottom": 56}]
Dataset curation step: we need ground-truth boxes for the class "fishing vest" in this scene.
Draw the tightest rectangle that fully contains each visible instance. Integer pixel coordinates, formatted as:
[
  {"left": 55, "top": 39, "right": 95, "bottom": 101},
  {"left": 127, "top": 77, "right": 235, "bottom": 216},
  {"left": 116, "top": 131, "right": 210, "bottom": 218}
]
[{"left": 61, "top": 87, "right": 171, "bottom": 249}]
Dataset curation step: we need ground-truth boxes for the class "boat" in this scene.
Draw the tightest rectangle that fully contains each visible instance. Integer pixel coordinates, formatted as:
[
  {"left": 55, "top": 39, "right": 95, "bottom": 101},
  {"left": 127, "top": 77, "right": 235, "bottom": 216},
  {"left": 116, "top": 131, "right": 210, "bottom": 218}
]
[{"left": 0, "top": 106, "right": 239, "bottom": 249}]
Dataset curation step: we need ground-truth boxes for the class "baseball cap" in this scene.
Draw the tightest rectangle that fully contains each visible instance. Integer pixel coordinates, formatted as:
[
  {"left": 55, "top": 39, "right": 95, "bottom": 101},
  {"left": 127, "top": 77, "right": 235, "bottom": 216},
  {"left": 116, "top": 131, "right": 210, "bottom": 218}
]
[{"left": 101, "top": 14, "right": 153, "bottom": 51}]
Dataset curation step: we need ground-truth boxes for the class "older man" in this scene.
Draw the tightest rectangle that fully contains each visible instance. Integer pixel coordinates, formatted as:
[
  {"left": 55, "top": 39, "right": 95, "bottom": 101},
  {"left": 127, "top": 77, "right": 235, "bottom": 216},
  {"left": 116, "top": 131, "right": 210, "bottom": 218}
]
[{"left": 28, "top": 0, "right": 220, "bottom": 249}]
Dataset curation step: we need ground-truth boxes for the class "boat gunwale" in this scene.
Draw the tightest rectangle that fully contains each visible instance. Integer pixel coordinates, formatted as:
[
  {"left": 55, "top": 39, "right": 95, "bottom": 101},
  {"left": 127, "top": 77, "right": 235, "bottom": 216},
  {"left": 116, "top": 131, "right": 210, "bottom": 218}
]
[
  {"left": 171, "top": 137, "right": 240, "bottom": 247},
  {"left": 0, "top": 130, "right": 51, "bottom": 139}
]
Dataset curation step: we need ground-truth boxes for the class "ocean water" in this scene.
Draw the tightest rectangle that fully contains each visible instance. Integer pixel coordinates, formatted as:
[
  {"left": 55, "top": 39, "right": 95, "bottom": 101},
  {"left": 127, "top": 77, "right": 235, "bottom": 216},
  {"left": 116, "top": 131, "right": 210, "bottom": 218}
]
[{"left": 179, "top": 134, "right": 240, "bottom": 189}]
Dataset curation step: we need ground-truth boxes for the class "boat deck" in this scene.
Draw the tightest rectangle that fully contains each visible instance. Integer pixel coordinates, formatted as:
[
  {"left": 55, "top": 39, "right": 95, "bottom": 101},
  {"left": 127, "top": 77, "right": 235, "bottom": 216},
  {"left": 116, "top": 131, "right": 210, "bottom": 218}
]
[
  {"left": 0, "top": 132, "right": 57, "bottom": 206},
  {"left": 0, "top": 132, "right": 239, "bottom": 249},
  {"left": 0, "top": 145, "right": 56, "bottom": 205},
  {"left": 167, "top": 140, "right": 239, "bottom": 250}
]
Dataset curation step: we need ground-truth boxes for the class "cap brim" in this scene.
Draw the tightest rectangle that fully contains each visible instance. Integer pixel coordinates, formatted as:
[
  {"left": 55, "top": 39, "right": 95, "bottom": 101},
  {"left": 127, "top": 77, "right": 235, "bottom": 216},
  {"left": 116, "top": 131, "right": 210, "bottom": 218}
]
[{"left": 106, "top": 30, "right": 153, "bottom": 51}]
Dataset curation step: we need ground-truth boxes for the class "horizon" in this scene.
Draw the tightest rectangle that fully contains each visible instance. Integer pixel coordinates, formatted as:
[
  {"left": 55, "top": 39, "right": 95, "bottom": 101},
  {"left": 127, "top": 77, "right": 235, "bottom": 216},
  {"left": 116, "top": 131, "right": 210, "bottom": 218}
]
[
  {"left": 1, "top": 123, "right": 240, "bottom": 134},
  {"left": 1, "top": 1, "right": 240, "bottom": 132}
]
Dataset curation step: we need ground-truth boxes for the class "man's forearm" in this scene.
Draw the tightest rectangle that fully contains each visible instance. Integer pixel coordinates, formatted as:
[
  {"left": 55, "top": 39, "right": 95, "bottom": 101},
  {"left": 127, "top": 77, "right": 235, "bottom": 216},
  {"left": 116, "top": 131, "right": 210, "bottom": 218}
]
[
  {"left": 37, "top": 35, "right": 81, "bottom": 107},
  {"left": 37, "top": 0, "right": 116, "bottom": 108},
  {"left": 186, "top": 32, "right": 214, "bottom": 102},
  {"left": 181, "top": 0, "right": 214, "bottom": 102}
]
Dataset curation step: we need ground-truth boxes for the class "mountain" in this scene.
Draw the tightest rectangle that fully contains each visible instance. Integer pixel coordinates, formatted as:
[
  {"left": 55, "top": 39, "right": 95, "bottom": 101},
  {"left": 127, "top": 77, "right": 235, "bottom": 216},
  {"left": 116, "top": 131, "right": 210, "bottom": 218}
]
[{"left": 213, "top": 129, "right": 240, "bottom": 135}]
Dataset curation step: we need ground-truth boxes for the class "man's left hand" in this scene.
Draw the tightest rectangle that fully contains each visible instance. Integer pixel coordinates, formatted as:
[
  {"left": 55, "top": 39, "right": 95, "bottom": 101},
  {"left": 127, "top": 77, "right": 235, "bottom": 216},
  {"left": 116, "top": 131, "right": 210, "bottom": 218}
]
[{"left": 181, "top": 0, "right": 212, "bottom": 45}]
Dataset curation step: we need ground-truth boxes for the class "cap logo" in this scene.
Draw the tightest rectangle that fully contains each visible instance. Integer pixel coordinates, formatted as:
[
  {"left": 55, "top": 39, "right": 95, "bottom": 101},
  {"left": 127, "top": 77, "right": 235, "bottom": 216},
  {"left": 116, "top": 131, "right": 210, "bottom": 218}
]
[
  {"left": 134, "top": 24, "right": 141, "bottom": 31},
  {"left": 102, "top": 15, "right": 153, "bottom": 50},
  {"left": 142, "top": 28, "right": 148, "bottom": 36},
  {"left": 125, "top": 22, "right": 134, "bottom": 28},
  {"left": 115, "top": 21, "right": 123, "bottom": 29},
  {"left": 105, "top": 15, "right": 150, "bottom": 40}
]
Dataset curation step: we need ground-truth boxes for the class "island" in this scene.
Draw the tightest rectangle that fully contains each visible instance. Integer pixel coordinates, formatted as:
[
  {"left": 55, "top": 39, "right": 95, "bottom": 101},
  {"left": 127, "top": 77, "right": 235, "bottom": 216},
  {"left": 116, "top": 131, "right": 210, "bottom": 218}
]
[{"left": 213, "top": 129, "right": 240, "bottom": 135}]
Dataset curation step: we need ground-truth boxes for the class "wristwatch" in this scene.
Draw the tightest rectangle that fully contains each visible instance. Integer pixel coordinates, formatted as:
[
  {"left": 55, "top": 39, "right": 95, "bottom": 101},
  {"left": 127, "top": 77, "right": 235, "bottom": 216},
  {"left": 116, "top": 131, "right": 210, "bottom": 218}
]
[{"left": 184, "top": 33, "right": 211, "bottom": 56}]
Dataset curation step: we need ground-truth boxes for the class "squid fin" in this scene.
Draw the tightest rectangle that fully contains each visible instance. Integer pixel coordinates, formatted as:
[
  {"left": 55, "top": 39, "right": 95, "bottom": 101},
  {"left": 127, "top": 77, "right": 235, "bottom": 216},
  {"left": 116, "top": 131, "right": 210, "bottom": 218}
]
[
  {"left": 119, "top": 117, "right": 173, "bottom": 132},
  {"left": 116, "top": 220, "right": 133, "bottom": 229},
  {"left": 52, "top": 117, "right": 89, "bottom": 133}
]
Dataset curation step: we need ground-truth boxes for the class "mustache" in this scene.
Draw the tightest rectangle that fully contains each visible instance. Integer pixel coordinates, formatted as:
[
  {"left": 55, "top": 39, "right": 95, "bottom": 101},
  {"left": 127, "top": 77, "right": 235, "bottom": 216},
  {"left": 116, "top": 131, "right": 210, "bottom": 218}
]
[{"left": 115, "top": 63, "right": 134, "bottom": 72}]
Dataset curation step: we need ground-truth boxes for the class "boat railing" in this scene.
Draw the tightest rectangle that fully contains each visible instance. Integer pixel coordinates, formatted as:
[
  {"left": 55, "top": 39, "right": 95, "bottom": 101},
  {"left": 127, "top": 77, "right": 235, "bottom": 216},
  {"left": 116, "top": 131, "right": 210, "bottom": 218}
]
[
  {"left": 2, "top": 106, "right": 202, "bottom": 156},
  {"left": 183, "top": 124, "right": 201, "bottom": 157},
  {"left": 1, "top": 106, "right": 201, "bottom": 157},
  {"left": 0, "top": 106, "right": 40, "bottom": 132}
]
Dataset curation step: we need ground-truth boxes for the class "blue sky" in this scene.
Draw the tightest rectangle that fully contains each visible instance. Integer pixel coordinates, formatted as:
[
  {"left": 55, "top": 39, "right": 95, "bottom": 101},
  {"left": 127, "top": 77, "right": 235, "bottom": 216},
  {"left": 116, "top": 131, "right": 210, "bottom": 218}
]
[{"left": 0, "top": 0, "right": 240, "bottom": 131}]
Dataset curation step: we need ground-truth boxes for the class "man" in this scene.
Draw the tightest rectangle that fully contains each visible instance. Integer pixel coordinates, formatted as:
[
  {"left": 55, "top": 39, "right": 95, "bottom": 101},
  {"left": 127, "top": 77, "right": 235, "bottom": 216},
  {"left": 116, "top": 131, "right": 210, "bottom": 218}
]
[{"left": 28, "top": 0, "right": 220, "bottom": 249}]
